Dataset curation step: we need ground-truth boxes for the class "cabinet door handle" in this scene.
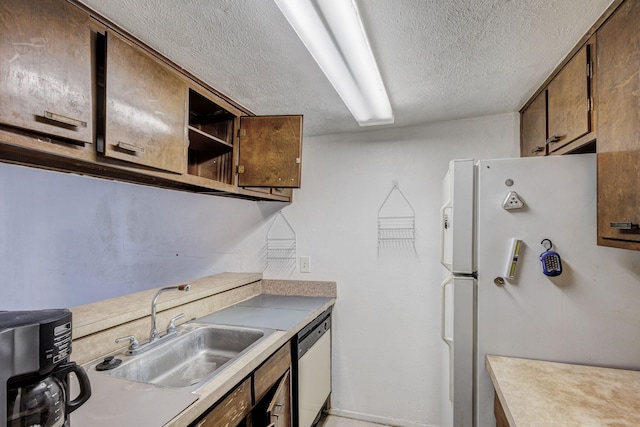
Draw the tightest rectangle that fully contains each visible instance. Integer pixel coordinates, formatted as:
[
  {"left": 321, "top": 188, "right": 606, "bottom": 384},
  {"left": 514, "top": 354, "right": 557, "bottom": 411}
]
[
  {"left": 116, "top": 141, "right": 145, "bottom": 154},
  {"left": 546, "top": 135, "right": 561, "bottom": 144},
  {"left": 43, "top": 110, "right": 88, "bottom": 128},
  {"left": 530, "top": 146, "right": 545, "bottom": 154},
  {"left": 272, "top": 403, "right": 283, "bottom": 418},
  {"left": 610, "top": 222, "right": 638, "bottom": 230}
]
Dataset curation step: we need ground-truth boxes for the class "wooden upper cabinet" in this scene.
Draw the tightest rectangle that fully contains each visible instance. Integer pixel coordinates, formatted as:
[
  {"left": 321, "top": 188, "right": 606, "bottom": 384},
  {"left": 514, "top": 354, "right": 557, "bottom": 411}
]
[
  {"left": 596, "top": 0, "right": 640, "bottom": 248},
  {"left": 187, "top": 89, "right": 237, "bottom": 184},
  {"left": 0, "top": 0, "right": 299, "bottom": 201},
  {"left": 547, "top": 43, "right": 592, "bottom": 153},
  {"left": 101, "top": 30, "right": 187, "bottom": 174},
  {"left": 0, "top": 0, "right": 93, "bottom": 144},
  {"left": 237, "top": 115, "right": 303, "bottom": 188},
  {"left": 520, "top": 91, "right": 547, "bottom": 157}
]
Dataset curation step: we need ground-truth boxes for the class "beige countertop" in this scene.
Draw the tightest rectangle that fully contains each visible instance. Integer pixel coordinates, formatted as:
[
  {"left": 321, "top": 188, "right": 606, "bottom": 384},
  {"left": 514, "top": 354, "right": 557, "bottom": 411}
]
[
  {"left": 68, "top": 272, "right": 336, "bottom": 427},
  {"left": 166, "top": 299, "right": 333, "bottom": 427},
  {"left": 486, "top": 355, "right": 640, "bottom": 427},
  {"left": 71, "top": 272, "right": 264, "bottom": 339}
]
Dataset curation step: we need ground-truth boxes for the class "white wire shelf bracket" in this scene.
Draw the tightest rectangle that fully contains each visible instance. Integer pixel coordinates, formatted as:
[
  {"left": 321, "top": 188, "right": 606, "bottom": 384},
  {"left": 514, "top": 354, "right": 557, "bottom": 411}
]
[{"left": 377, "top": 184, "right": 416, "bottom": 251}]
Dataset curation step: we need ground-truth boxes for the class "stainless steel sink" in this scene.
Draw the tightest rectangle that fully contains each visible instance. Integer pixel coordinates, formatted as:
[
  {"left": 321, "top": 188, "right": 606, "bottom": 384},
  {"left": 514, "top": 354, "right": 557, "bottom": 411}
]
[{"left": 94, "top": 323, "right": 274, "bottom": 391}]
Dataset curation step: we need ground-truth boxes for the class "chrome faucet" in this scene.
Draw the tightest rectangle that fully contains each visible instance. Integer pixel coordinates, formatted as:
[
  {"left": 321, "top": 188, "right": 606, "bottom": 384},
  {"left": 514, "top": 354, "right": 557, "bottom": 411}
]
[
  {"left": 150, "top": 284, "right": 190, "bottom": 342},
  {"left": 116, "top": 283, "right": 191, "bottom": 355}
]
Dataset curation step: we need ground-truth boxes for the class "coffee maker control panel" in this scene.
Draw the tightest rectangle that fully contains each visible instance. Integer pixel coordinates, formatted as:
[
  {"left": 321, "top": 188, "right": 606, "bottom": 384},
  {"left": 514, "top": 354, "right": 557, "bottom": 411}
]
[
  {"left": 40, "top": 315, "right": 72, "bottom": 367},
  {"left": 0, "top": 309, "right": 73, "bottom": 372}
]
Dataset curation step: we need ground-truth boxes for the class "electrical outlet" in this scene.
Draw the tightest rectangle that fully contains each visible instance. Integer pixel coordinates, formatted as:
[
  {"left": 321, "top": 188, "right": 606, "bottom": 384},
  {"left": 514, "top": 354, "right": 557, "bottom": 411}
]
[
  {"left": 300, "top": 256, "right": 310, "bottom": 273},
  {"left": 502, "top": 191, "right": 525, "bottom": 210}
]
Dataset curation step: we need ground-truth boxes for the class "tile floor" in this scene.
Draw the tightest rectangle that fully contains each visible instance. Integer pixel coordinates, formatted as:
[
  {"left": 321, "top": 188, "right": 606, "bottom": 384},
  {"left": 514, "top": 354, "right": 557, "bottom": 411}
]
[{"left": 318, "top": 415, "right": 392, "bottom": 427}]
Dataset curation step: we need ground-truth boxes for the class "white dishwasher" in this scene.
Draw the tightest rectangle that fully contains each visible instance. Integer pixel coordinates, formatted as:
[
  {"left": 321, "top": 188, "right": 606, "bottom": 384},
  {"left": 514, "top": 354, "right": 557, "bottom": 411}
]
[{"left": 297, "top": 308, "right": 331, "bottom": 427}]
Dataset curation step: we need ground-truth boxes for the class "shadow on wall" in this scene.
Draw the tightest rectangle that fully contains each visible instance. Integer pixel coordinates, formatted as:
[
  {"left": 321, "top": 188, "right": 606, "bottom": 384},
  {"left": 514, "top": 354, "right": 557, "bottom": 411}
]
[{"left": 265, "top": 211, "right": 297, "bottom": 276}]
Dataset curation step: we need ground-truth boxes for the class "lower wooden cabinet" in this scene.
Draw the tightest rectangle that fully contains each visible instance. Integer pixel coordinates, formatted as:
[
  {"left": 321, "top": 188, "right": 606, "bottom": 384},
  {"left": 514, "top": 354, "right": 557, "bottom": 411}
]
[
  {"left": 252, "top": 370, "right": 292, "bottom": 427},
  {"left": 493, "top": 391, "right": 510, "bottom": 427},
  {"left": 254, "top": 344, "right": 292, "bottom": 403},
  {"left": 195, "top": 378, "right": 252, "bottom": 427},
  {"left": 191, "top": 343, "right": 292, "bottom": 427},
  {"left": 267, "top": 372, "right": 291, "bottom": 427}
]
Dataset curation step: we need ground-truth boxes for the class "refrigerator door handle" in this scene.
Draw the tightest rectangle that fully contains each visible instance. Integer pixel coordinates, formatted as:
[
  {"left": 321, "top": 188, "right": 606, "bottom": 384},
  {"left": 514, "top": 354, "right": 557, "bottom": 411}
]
[
  {"left": 440, "top": 276, "right": 454, "bottom": 401},
  {"left": 440, "top": 202, "right": 452, "bottom": 270},
  {"left": 440, "top": 276, "right": 453, "bottom": 346}
]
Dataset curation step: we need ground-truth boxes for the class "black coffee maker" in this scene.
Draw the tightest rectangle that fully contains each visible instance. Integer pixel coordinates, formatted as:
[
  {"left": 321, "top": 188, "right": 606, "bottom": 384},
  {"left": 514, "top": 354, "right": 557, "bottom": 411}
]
[{"left": 1, "top": 309, "right": 91, "bottom": 427}]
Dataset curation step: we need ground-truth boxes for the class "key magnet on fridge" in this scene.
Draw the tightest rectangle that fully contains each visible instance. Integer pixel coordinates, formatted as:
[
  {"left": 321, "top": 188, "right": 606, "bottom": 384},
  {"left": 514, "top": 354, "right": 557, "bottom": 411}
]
[{"left": 539, "top": 239, "right": 562, "bottom": 277}]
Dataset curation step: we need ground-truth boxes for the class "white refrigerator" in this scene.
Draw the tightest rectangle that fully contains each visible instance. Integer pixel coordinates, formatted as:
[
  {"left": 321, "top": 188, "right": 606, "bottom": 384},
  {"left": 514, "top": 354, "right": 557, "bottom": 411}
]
[{"left": 439, "top": 154, "right": 640, "bottom": 427}]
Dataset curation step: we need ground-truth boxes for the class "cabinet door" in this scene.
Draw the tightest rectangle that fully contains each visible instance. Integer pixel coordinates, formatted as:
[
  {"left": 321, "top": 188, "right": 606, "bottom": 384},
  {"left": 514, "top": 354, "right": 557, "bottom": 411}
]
[
  {"left": 596, "top": 0, "right": 640, "bottom": 248},
  {"left": 493, "top": 392, "right": 510, "bottom": 427},
  {"left": 194, "top": 378, "right": 252, "bottom": 427},
  {"left": 254, "top": 344, "right": 292, "bottom": 403},
  {"left": 520, "top": 92, "right": 547, "bottom": 157},
  {"left": 0, "top": 0, "right": 93, "bottom": 144},
  {"left": 267, "top": 371, "right": 291, "bottom": 427},
  {"left": 547, "top": 44, "right": 591, "bottom": 152},
  {"left": 237, "top": 115, "right": 302, "bottom": 188},
  {"left": 103, "top": 30, "right": 186, "bottom": 174}
]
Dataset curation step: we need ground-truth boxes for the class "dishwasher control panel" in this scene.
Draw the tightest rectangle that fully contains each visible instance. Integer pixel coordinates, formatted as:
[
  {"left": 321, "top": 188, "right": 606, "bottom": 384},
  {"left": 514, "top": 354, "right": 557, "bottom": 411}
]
[{"left": 297, "top": 307, "right": 331, "bottom": 358}]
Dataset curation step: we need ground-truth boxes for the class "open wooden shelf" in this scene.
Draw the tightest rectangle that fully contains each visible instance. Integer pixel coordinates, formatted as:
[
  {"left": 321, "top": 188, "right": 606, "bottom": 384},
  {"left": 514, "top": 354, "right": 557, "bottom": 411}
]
[{"left": 187, "top": 89, "right": 236, "bottom": 184}]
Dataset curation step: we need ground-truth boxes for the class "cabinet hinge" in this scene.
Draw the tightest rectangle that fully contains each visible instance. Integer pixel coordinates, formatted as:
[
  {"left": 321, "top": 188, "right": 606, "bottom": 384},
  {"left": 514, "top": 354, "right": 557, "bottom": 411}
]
[
  {"left": 237, "top": 129, "right": 246, "bottom": 138},
  {"left": 237, "top": 165, "right": 245, "bottom": 174},
  {"left": 586, "top": 62, "right": 591, "bottom": 78},
  {"left": 587, "top": 97, "right": 593, "bottom": 111}
]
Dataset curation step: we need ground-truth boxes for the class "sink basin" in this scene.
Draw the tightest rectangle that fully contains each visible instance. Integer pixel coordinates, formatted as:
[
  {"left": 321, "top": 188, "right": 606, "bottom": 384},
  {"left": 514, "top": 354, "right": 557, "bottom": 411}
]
[{"left": 95, "top": 323, "right": 274, "bottom": 390}]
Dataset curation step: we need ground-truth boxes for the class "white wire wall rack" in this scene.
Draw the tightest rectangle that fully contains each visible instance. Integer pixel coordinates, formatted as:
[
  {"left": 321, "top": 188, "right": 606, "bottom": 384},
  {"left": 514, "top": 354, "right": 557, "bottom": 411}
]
[
  {"left": 377, "top": 184, "right": 416, "bottom": 251},
  {"left": 266, "top": 211, "right": 297, "bottom": 271}
]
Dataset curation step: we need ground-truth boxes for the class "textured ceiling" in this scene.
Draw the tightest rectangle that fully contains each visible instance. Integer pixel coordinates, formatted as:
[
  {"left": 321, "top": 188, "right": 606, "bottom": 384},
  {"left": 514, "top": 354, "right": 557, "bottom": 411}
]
[{"left": 78, "top": 0, "right": 614, "bottom": 137}]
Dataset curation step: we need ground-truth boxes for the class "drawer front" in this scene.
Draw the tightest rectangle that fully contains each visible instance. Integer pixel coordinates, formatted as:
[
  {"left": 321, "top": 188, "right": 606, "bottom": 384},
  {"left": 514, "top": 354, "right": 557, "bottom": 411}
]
[
  {"left": 254, "top": 343, "right": 292, "bottom": 403},
  {"left": 195, "top": 378, "right": 251, "bottom": 427}
]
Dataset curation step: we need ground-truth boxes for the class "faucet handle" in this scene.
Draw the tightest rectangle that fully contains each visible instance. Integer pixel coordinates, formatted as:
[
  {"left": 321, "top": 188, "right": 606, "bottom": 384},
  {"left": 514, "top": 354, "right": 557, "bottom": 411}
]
[
  {"left": 166, "top": 313, "right": 185, "bottom": 334},
  {"left": 115, "top": 335, "right": 140, "bottom": 351}
]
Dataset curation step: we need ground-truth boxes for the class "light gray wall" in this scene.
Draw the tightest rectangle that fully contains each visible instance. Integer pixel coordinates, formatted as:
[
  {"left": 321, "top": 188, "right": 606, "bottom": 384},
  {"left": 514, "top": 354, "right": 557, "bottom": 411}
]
[
  {"left": 5, "top": 112, "right": 639, "bottom": 426},
  {"left": 0, "top": 164, "right": 284, "bottom": 309},
  {"left": 0, "top": 112, "right": 540, "bottom": 427},
  {"left": 237, "top": 113, "right": 521, "bottom": 426}
]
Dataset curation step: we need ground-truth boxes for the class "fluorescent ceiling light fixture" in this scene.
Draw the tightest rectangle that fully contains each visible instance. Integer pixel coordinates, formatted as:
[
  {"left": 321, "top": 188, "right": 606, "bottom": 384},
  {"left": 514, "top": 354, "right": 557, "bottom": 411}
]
[{"left": 274, "top": 0, "right": 394, "bottom": 127}]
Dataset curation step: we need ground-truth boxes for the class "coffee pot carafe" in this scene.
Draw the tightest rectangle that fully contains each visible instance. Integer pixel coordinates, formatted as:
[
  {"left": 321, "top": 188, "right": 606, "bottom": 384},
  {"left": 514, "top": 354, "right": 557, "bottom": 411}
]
[{"left": 1, "top": 309, "right": 91, "bottom": 427}]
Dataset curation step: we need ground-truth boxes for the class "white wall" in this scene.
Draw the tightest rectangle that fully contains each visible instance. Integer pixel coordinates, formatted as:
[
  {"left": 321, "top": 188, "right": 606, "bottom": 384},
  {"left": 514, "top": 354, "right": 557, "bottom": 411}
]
[
  {"left": 238, "top": 113, "right": 520, "bottom": 426},
  {"left": 1, "top": 112, "right": 519, "bottom": 426},
  {"left": 0, "top": 164, "right": 285, "bottom": 309}
]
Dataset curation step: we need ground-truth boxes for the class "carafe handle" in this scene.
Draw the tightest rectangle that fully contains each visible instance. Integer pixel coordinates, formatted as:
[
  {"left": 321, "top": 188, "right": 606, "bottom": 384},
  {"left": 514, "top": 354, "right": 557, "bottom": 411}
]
[{"left": 54, "top": 362, "right": 92, "bottom": 414}]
